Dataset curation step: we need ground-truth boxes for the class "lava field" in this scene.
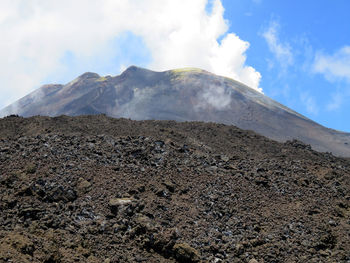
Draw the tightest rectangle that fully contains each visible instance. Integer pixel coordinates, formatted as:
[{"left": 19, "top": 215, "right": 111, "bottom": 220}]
[{"left": 0, "top": 115, "right": 349, "bottom": 262}]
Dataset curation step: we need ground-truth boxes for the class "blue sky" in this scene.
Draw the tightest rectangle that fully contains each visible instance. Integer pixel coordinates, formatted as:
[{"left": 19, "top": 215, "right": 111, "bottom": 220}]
[
  {"left": 221, "top": 0, "right": 350, "bottom": 132},
  {"left": 0, "top": 0, "right": 349, "bottom": 132}
]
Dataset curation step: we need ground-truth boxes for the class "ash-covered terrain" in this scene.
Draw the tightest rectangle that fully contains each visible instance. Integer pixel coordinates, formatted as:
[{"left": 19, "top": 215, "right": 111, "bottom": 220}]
[
  {"left": 1, "top": 66, "right": 350, "bottom": 157},
  {"left": 0, "top": 115, "right": 349, "bottom": 262}
]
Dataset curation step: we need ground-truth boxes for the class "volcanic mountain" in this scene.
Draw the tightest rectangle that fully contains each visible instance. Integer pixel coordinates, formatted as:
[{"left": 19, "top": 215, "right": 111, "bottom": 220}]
[{"left": 1, "top": 66, "right": 349, "bottom": 157}]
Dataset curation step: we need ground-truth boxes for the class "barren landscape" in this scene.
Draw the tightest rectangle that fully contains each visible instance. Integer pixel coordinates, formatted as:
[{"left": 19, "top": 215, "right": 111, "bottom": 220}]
[{"left": 0, "top": 115, "right": 349, "bottom": 262}]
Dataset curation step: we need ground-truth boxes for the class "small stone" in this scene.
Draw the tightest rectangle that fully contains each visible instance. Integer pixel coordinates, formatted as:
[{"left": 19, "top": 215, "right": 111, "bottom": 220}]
[
  {"left": 220, "top": 155, "right": 229, "bottom": 162},
  {"left": 77, "top": 177, "right": 92, "bottom": 193},
  {"left": 248, "top": 259, "right": 259, "bottom": 263},
  {"left": 134, "top": 214, "right": 155, "bottom": 233},
  {"left": 234, "top": 243, "right": 244, "bottom": 256},
  {"left": 250, "top": 238, "right": 265, "bottom": 247},
  {"left": 135, "top": 184, "right": 145, "bottom": 193},
  {"left": 319, "top": 250, "right": 329, "bottom": 257},
  {"left": 87, "top": 255, "right": 99, "bottom": 263},
  {"left": 328, "top": 220, "right": 337, "bottom": 226},
  {"left": 0, "top": 146, "right": 10, "bottom": 153},
  {"left": 109, "top": 198, "right": 133, "bottom": 214},
  {"left": 25, "top": 163, "right": 37, "bottom": 174},
  {"left": 109, "top": 198, "right": 133, "bottom": 206},
  {"left": 173, "top": 243, "right": 200, "bottom": 263},
  {"left": 112, "top": 223, "right": 127, "bottom": 232},
  {"left": 209, "top": 166, "right": 218, "bottom": 171},
  {"left": 163, "top": 180, "right": 175, "bottom": 193},
  {"left": 76, "top": 245, "right": 90, "bottom": 257}
]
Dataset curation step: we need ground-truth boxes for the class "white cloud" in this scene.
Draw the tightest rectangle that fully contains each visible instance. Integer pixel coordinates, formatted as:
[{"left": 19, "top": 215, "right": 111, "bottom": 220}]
[
  {"left": 300, "top": 92, "right": 318, "bottom": 115},
  {"left": 262, "top": 21, "right": 293, "bottom": 69},
  {"left": 0, "top": 0, "right": 261, "bottom": 109},
  {"left": 313, "top": 46, "right": 350, "bottom": 112},
  {"left": 327, "top": 92, "right": 343, "bottom": 111},
  {"left": 313, "top": 46, "right": 350, "bottom": 83}
]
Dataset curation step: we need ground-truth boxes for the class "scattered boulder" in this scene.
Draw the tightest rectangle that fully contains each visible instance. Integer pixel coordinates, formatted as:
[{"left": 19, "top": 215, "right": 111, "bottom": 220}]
[
  {"left": 108, "top": 198, "right": 134, "bottom": 215},
  {"left": 134, "top": 214, "right": 156, "bottom": 233},
  {"left": 25, "top": 163, "right": 37, "bottom": 174},
  {"left": 173, "top": 243, "right": 200, "bottom": 263},
  {"left": 77, "top": 177, "right": 92, "bottom": 193}
]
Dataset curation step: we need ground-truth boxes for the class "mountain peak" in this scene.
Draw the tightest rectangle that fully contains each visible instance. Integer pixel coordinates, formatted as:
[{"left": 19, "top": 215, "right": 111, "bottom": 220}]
[
  {"left": 119, "top": 66, "right": 155, "bottom": 80},
  {"left": 1, "top": 66, "right": 350, "bottom": 156},
  {"left": 125, "top": 65, "right": 140, "bottom": 72},
  {"left": 121, "top": 65, "right": 149, "bottom": 75},
  {"left": 78, "top": 72, "right": 100, "bottom": 80}
]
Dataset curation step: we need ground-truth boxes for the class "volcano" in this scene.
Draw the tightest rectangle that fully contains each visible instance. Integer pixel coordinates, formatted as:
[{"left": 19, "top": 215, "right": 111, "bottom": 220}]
[{"left": 1, "top": 66, "right": 349, "bottom": 157}]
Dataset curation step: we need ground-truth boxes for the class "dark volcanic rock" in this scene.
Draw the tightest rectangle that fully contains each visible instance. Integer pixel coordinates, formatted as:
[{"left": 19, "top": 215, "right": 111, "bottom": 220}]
[{"left": 0, "top": 115, "right": 349, "bottom": 262}]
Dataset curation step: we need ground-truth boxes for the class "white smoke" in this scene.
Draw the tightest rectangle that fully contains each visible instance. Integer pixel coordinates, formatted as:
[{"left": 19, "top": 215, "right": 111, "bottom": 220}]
[{"left": 200, "top": 85, "right": 232, "bottom": 110}]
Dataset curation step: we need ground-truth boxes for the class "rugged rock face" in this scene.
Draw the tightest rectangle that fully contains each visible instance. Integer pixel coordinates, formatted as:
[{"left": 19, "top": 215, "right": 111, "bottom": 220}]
[
  {"left": 1, "top": 66, "right": 349, "bottom": 157},
  {"left": 0, "top": 115, "right": 349, "bottom": 262}
]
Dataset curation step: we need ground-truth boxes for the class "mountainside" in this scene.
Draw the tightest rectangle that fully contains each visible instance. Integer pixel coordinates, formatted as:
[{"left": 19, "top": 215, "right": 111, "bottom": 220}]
[
  {"left": 1, "top": 66, "right": 350, "bottom": 157},
  {"left": 0, "top": 115, "right": 349, "bottom": 262}
]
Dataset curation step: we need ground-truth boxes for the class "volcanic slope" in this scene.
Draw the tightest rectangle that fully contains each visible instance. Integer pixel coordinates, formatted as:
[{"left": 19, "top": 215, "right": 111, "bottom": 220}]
[
  {"left": 1, "top": 66, "right": 350, "bottom": 157},
  {"left": 0, "top": 115, "right": 349, "bottom": 262}
]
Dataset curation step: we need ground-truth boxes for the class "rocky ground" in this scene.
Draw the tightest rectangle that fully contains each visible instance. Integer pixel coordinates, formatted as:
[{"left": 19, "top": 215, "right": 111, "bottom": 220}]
[{"left": 0, "top": 115, "right": 349, "bottom": 263}]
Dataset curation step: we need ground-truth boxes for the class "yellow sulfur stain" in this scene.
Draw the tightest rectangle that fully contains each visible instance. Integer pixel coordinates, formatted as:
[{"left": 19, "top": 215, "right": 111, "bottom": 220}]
[
  {"left": 170, "top": 68, "right": 205, "bottom": 74},
  {"left": 168, "top": 68, "right": 207, "bottom": 82},
  {"left": 96, "top": 76, "right": 108, "bottom": 82}
]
